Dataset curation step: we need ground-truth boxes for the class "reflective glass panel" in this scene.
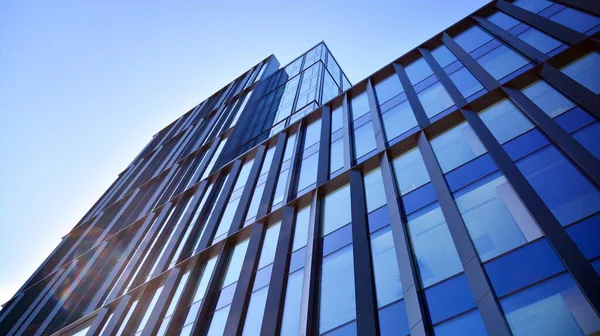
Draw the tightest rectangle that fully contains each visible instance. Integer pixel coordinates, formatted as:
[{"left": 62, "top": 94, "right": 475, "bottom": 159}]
[
  {"left": 319, "top": 245, "right": 356, "bottom": 334},
  {"left": 522, "top": 80, "right": 575, "bottom": 118},
  {"left": 418, "top": 82, "right": 454, "bottom": 118},
  {"left": 375, "top": 75, "right": 404, "bottom": 105},
  {"left": 479, "top": 99, "right": 534, "bottom": 144},
  {"left": 431, "top": 121, "right": 487, "bottom": 173},
  {"left": 392, "top": 147, "right": 430, "bottom": 195},
  {"left": 560, "top": 52, "right": 600, "bottom": 94}
]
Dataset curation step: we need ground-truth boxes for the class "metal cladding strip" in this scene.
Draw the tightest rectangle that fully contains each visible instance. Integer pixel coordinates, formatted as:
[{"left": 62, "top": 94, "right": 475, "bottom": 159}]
[
  {"left": 228, "top": 145, "right": 267, "bottom": 235},
  {"left": 10, "top": 262, "right": 77, "bottom": 336},
  {"left": 349, "top": 169, "right": 380, "bottom": 335},
  {"left": 417, "top": 131, "right": 512, "bottom": 336},
  {"left": 503, "top": 86, "right": 600, "bottom": 186},
  {"left": 196, "top": 160, "right": 243, "bottom": 251},
  {"left": 260, "top": 206, "right": 296, "bottom": 336},
  {"left": 140, "top": 268, "right": 181, "bottom": 336},
  {"left": 441, "top": 33, "right": 500, "bottom": 92},
  {"left": 316, "top": 105, "right": 331, "bottom": 186},
  {"left": 419, "top": 48, "right": 468, "bottom": 107},
  {"left": 299, "top": 192, "right": 320, "bottom": 335},
  {"left": 495, "top": 0, "right": 587, "bottom": 45},
  {"left": 366, "top": 78, "right": 387, "bottom": 152},
  {"left": 393, "top": 62, "right": 431, "bottom": 129},
  {"left": 378, "top": 152, "right": 431, "bottom": 336},
  {"left": 223, "top": 223, "right": 265, "bottom": 336},
  {"left": 472, "top": 16, "right": 548, "bottom": 63},
  {"left": 341, "top": 93, "right": 354, "bottom": 168},
  {"left": 84, "top": 213, "right": 156, "bottom": 315},
  {"left": 460, "top": 107, "right": 600, "bottom": 315},
  {"left": 553, "top": 0, "right": 600, "bottom": 16},
  {"left": 256, "top": 132, "right": 288, "bottom": 219},
  {"left": 98, "top": 295, "right": 132, "bottom": 336},
  {"left": 34, "top": 243, "right": 108, "bottom": 336},
  {"left": 81, "top": 307, "right": 109, "bottom": 336},
  {"left": 539, "top": 63, "right": 600, "bottom": 120}
]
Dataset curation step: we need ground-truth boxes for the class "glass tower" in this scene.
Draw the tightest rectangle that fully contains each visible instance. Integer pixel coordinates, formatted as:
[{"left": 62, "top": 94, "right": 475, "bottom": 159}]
[{"left": 2, "top": 1, "right": 600, "bottom": 335}]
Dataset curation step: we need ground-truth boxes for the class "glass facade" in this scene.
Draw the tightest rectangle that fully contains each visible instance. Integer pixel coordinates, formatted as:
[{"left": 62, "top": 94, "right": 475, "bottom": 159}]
[{"left": 4, "top": 4, "right": 600, "bottom": 336}]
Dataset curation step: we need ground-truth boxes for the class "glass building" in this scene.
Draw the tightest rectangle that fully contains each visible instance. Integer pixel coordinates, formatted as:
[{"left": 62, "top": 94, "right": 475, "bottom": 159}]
[{"left": 2, "top": 1, "right": 600, "bottom": 335}]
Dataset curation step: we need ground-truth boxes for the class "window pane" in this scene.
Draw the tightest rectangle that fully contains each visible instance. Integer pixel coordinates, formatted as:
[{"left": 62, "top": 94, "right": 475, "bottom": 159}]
[
  {"left": 297, "top": 153, "right": 318, "bottom": 192},
  {"left": 407, "top": 203, "right": 462, "bottom": 287},
  {"left": 417, "top": 82, "right": 454, "bottom": 118},
  {"left": 517, "top": 146, "right": 600, "bottom": 226},
  {"left": 406, "top": 58, "right": 434, "bottom": 85},
  {"left": 351, "top": 93, "right": 370, "bottom": 120},
  {"left": 449, "top": 67, "right": 484, "bottom": 98},
  {"left": 434, "top": 310, "right": 488, "bottom": 336},
  {"left": 364, "top": 168, "right": 386, "bottom": 212},
  {"left": 241, "top": 286, "right": 269, "bottom": 336},
  {"left": 550, "top": 7, "right": 600, "bottom": 33},
  {"left": 432, "top": 45, "right": 458, "bottom": 68},
  {"left": 322, "top": 185, "right": 352, "bottom": 236},
  {"left": 375, "top": 75, "right": 404, "bottom": 105},
  {"left": 206, "top": 305, "right": 231, "bottom": 336},
  {"left": 381, "top": 100, "right": 417, "bottom": 142},
  {"left": 454, "top": 26, "right": 493, "bottom": 53},
  {"left": 330, "top": 139, "right": 344, "bottom": 174},
  {"left": 431, "top": 121, "right": 487, "bottom": 173},
  {"left": 304, "top": 120, "right": 322, "bottom": 149},
  {"left": 479, "top": 99, "right": 534, "bottom": 144},
  {"left": 280, "top": 270, "right": 305, "bottom": 336},
  {"left": 378, "top": 300, "right": 410, "bottom": 336},
  {"left": 319, "top": 245, "right": 356, "bottom": 334},
  {"left": 517, "top": 28, "right": 561, "bottom": 54},
  {"left": 560, "top": 52, "right": 600, "bottom": 94},
  {"left": 371, "top": 227, "right": 403, "bottom": 307},
  {"left": 222, "top": 239, "right": 250, "bottom": 287},
  {"left": 477, "top": 45, "right": 529, "bottom": 80},
  {"left": 353, "top": 121, "right": 376, "bottom": 159},
  {"left": 574, "top": 123, "right": 600, "bottom": 160},
  {"left": 331, "top": 107, "right": 344, "bottom": 132},
  {"left": 392, "top": 147, "right": 430, "bottom": 195},
  {"left": 292, "top": 206, "right": 311, "bottom": 251},
  {"left": 487, "top": 11, "right": 520, "bottom": 30},
  {"left": 522, "top": 80, "right": 575, "bottom": 118},
  {"left": 513, "top": 0, "right": 552, "bottom": 13},
  {"left": 258, "top": 223, "right": 281, "bottom": 268},
  {"left": 501, "top": 273, "right": 600, "bottom": 336},
  {"left": 455, "top": 173, "right": 542, "bottom": 261}
]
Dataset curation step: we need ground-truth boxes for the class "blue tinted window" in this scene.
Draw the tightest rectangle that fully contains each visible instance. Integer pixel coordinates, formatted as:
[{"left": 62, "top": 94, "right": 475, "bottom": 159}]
[
  {"left": 517, "top": 146, "right": 600, "bottom": 226},
  {"left": 454, "top": 26, "right": 494, "bottom": 53},
  {"left": 322, "top": 224, "right": 352, "bottom": 256},
  {"left": 449, "top": 67, "right": 484, "bottom": 98},
  {"left": 455, "top": 173, "right": 542, "bottom": 261},
  {"left": 402, "top": 183, "right": 437, "bottom": 215},
  {"left": 445, "top": 154, "right": 497, "bottom": 192},
  {"left": 406, "top": 58, "right": 434, "bottom": 85},
  {"left": 375, "top": 75, "right": 404, "bottom": 105},
  {"left": 434, "top": 310, "right": 488, "bottom": 336},
  {"left": 408, "top": 203, "right": 462, "bottom": 287},
  {"left": 392, "top": 147, "right": 430, "bottom": 195},
  {"left": 368, "top": 205, "right": 390, "bottom": 233},
  {"left": 501, "top": 273, "right": 600, "bottom": 335},
  {"left": 574, "top": 123, "right": 600, "bottom": 160},
  {"left": 431, "top": 121, "right": 487, "bottom": 173},
  {"left": 502, "top": 129, "right": 549, "bottom": 162},
  {"left": 379, "top": 300, "right": 409, "bottom": 336},
  {"left": 371, "top": 227, "right": 403, "bottom": 307},
  {"left": 432, "top": 45, "right": 457, "bottom": 68},
  {"left": 521, "top": 80, "right": 575, "bottom": 118},
  {"left": 479, "top": 99, "right": 534, "bottom": 144},
  {"left": 330, "top": 138, "right": 344, "bottom": 175},
  {"left": 364, "top": 168, "right": 386, "bottom": 212},
  {"left": 425, "top": 274, "right": 476, "bottom": 323},
  {"left": 319, "top": 245, "right": 356, "bottom": 334},
  {"left": 241, "top": 286, "right": 268, "bottom": 336},
  {"left": 550, "top": 7, "right": 600, "bottom": 33},
  {"left": 513, "top": 0, "right": 552, "bottom": 13},
  {"left": 322, "top": 321, "right": 356, "bottom": 336},
  {"left": 280, "top": 270, "right": 304, "bottom": 336},
  {"left": 477, "top": 44, "right": 529, "bottom": 80},
  {"left": 485, "top": 239, "right": 564, "bottom": 297},
  {"left": 518, "top": 28, "right": 562, "bottom": 53},
  {"left": 381, "top": 100, "right": 417, "bottom": 142},
  {"left": 206, "top": 305, "right": 231, "bottom": 336},
  {"left": 560, "top": 52, "right": 600, "bottom": 94},
  {"left": 487, "top": 11, "right": 519, "bottom": 30},
  {"left": 554, "top": 107, "right": 595, "bottom": 133},
  {"left": 418, "top": 81, "right": 454, "bottom": 118},
  {"left": 353, "top": 121, "right": 376, "bottom": 160},
  {"left": 350, "top": 93, "right": 370, "bottom": 120},
  {"left": 322, "top": 185, "right": 352, "bottom": 236},
  {"left": 566, "top": 214, "right": 600, "bottom": 260}
]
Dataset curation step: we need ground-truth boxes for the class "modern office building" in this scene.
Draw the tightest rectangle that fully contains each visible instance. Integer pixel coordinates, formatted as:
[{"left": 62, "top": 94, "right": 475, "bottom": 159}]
[{"left": 2, "top": 0, "right": 600, "bottom": 335}]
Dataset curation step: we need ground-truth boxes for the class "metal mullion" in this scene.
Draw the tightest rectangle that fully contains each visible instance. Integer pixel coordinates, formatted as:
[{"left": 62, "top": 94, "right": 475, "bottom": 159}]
[
  {"left": 299, "top": 192, "right": 321, "bottom": 335},
  {"left": 441, "top": 33, "right": 500, "bottom": 91},
  {"left": 186, "top": 137, "right": 221, "bottom": 189},
  {"left": 460, "top": 107, "right": 600, "bottom": 315},
  {"left": 393, "top": 62, "right": 431, "bottom": 129},
  {"left": 228, "top": 146, "right": 267, "bottom": 235},
  {"left": 495, "top": 0, "right": 587, "bottom": 45},
  {"left": 257, "top": 132, "right": 287, "bottom": 219},
  {"left": 223, "top": 223, "right": 265, "bottom": 336},
  {"left": 341, "top": 93, "right": 354, "bottom": 167},
  {"left": 81, "top": 307, "right": 109, "bottom": 336},
  {"left": 348, "top": 169, "right": 379, "bottom": 335},
  {"left": 317, "top": 105, "right": 332, "bottom": 185},
  {"left": 378, "top": 152, "right": 431, "bottom": 336},
  {"left": 196, "top": 160, "right": 243, "bottom": 251},
  {"left": 539, "top": 63, "right": 600, "bottom": 119},
  {"left": 419, "top": 48, "right": 468, "bottom": 107},
  {"left": 138, "top": 163, "right": 180, "bottom": 217},
  {"left": 502, "top": 86, "right": 600, "bottom": 186},
  {"left": 140, "top": 268, "right": 181, "bottom": 336},
  {"left": 260, "top": 206, "right": 296, "bottom": 336},
  {"left": 474, "top": 16, "right": 548, "bottom": 63},
  {"left": 96, "top": 295, "right": 132, "bottom": 336},
  {"left": 416, "top": 131, "right": 512, "bottom": 336},
  {"left": 283, "top": 122, "right": 303, "bottom": 203},
  {"left": 366, "top": 79, "right": 387, "bottom": 151},
  {"left": 93, "top": 188, "right": 140, "bottom": 246}
]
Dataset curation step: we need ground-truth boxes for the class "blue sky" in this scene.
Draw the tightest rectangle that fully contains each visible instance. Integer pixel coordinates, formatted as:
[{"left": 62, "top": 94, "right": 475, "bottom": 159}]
[{"left": 0, "top": 0, "right": 488, "bottom": 305}]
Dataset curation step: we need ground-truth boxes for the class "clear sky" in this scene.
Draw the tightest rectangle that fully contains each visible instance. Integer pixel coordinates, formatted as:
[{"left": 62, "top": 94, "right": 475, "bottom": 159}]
[{"left": 0, "top": 0, "right": 488, "bottom": 306}]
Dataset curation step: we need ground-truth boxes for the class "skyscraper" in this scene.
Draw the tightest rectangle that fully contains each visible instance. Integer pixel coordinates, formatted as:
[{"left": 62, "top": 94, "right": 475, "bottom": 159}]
[{"left": 2, "top": 0, "right": 600, "bottom": 335}]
